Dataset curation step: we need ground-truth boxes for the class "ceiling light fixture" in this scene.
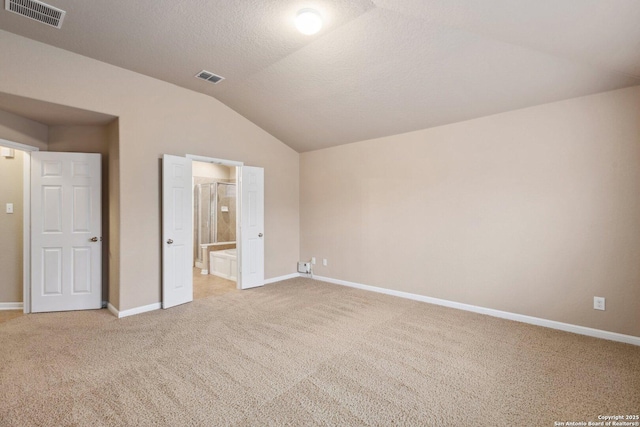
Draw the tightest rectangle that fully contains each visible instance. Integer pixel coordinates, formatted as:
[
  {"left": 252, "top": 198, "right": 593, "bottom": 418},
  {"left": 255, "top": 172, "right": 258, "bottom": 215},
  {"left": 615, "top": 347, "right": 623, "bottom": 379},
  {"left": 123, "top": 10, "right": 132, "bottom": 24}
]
[{"left": 295, "top": 8, "right": 322, "bottom": 35}]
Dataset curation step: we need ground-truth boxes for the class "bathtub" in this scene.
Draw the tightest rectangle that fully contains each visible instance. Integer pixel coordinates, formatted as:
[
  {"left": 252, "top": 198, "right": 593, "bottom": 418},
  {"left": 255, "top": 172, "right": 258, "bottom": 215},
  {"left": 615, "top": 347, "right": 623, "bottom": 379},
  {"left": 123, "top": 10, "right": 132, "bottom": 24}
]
[
  {"left": 209, "top": 248, "right": 237, "bottom": 281},
  {"left": 197, "top": 242, "right": 235, "bottom": 273}
]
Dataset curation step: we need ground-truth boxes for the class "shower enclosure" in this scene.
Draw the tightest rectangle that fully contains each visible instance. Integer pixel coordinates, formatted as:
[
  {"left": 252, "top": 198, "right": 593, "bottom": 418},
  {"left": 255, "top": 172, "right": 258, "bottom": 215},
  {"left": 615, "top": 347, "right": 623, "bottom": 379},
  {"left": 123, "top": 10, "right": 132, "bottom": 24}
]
[{"left": 194, "top": 180, "right": 237, "bottom": 265}]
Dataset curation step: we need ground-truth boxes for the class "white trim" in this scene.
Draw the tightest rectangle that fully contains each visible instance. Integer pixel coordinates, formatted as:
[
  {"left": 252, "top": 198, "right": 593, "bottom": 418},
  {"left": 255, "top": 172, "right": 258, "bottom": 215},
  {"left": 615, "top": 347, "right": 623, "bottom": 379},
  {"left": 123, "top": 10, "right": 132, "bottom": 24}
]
[
  {"left": 23, "top": 150, "right": 32, "bottom": 313},
  {"left": 0, "top": 302, "right": 24, "bottom": 310},
  {"left": 236, "top": 167, "right": 242, "bottom": 288},
  {"left": 0, "top": 138, "right": 39, "bottom": 152},
  {"left": 313, "top": 275, "right": 640, "bottom": 347},
  {"left": 107, "top": 302, "right": 161, "bottom": 318},
  {"left": 264, "top": 272, "right": 301, "bottom": 285},
  {"left": 186, "top": 154, "right": 243, "bottom": 167}
]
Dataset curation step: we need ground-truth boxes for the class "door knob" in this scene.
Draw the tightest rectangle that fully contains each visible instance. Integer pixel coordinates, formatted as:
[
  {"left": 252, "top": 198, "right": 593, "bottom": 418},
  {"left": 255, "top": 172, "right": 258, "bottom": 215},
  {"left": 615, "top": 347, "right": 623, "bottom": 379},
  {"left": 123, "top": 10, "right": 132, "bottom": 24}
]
[
  {"left": 167, "top": 239, "right": 174, "bottom": 244},
  {"left": 90, "top": 237, "right": 99, "bottom": 242},
  {"left": 258, "top": 233, "right": 263, "bottom": 238}
]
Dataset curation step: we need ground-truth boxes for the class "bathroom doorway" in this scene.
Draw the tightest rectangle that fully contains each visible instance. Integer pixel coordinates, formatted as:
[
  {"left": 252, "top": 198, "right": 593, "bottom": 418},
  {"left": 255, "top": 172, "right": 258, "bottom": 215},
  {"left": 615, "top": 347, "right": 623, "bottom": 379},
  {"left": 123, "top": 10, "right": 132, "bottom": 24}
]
[
  {"left": 162, "top": 153, "right": 264, "bottom": 309},
  {"left": 191, "top": 160, "right": 238, "bottom": 300}
]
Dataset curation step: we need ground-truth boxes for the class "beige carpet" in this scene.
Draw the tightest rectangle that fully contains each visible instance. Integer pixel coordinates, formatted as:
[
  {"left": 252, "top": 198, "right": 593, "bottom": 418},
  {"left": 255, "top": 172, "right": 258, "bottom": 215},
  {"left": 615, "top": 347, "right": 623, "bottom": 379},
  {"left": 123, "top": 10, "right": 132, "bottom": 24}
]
[
  {"left": 0, "top": 310, "right": 23, "bottom": 324},
  {"left": 1, "top": 278, "right": 638, "bottom": 426}
]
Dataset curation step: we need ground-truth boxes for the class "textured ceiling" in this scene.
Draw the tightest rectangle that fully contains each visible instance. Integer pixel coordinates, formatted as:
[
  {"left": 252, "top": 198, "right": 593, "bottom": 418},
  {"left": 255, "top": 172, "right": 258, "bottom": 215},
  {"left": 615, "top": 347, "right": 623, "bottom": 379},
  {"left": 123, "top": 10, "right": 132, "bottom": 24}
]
[{"left": 1, "top": 0, "right": 639, "bottom": 152}]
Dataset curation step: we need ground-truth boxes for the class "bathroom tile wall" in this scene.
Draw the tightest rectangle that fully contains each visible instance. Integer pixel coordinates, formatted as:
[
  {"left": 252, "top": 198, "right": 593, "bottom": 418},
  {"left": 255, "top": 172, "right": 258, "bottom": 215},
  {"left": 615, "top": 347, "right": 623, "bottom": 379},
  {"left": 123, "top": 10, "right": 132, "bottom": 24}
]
[{"left": 216, "top": 183, "right": 236, "bottom": 242}]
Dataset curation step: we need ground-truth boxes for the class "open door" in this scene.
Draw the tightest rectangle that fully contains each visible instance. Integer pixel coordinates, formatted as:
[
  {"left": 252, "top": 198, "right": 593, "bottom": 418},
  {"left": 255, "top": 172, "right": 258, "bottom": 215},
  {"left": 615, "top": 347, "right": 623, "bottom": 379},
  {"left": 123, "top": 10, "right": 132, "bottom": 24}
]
[
  {"left": 31, "top": 152, "right": 102, "bottom": 312},
  {"left": 239, "top": 166, "right": 264, "bottom": 289},
  {"left": 162, "top": 154, "right": 193, "bottom": 308}
]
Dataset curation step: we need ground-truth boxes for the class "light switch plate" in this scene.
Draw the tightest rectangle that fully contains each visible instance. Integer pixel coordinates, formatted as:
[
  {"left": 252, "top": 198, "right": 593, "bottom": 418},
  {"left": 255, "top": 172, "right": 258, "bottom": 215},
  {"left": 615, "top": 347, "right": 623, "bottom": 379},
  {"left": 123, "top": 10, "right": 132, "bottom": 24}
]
[{"left": 6, "top": 203, "right": 13, "bottom": 214}]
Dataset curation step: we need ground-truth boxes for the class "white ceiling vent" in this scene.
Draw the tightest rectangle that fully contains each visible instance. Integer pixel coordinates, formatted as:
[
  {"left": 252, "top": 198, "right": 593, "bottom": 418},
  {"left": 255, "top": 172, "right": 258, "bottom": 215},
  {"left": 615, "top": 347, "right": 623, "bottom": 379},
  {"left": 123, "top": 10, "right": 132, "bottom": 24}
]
[
  {"left": 195, "top": 70, "right": 225, "bottom": 85},
  {"left": 5, "top": 0, "right": 66, "bottom": 28}
]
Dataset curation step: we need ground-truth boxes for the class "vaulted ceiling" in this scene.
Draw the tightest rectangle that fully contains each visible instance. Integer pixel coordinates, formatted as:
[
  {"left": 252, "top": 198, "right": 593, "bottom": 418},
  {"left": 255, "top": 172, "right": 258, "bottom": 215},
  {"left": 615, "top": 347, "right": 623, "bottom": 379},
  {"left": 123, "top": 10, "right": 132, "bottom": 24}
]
[{"left": 1, "top": 0, "right": 639, "bottom": 152}]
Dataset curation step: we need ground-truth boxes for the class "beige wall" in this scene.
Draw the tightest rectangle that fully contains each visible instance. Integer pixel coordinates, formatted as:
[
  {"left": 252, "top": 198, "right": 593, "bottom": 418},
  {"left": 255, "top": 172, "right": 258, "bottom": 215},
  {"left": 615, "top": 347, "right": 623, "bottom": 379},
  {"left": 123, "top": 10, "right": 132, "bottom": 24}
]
[
  {"left": 301, "top": 85, "right": 640, "bottom": 337},
  {"left": 48, "top": 125, "right": 108, "bottom": 152},
  {"left": 0, "top": 150, "right": 24, "bottom": 303},
  {"left": 0, "top": 30, "right": 300, "bottom": 311},
  {"left": 0, "top": 109, "right": 48, "bottom": 150},
  {"left": 192, "top": 161, "right": 232, "bottom": 180},
  {"left": 107, "top": 120, "right": 120, "bottom": 309},
  {"left": 48, "top": 125, "right": 111, "bottom": 303}
]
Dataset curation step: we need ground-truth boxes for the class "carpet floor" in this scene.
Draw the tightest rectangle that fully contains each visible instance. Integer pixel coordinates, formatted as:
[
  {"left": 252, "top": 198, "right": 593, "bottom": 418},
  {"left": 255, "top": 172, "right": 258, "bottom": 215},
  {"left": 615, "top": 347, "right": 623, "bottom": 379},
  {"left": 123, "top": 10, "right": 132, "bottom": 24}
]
[
  {"left": 1, "top": 277, "right": 638, "bottom": 426},
  {"left": 0, "top": 310, "right": 23, "bottom": 324}
]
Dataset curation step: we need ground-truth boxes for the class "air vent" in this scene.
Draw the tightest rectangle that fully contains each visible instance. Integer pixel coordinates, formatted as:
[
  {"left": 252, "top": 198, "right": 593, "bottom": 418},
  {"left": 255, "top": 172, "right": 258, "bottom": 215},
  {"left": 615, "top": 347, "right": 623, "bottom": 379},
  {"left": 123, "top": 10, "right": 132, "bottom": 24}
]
[
  {"left": 5, "top": 0, "right": 66, "bottom": 28},
  {"left": 195, "top": 70, "right": 225, "bottom": 85}
]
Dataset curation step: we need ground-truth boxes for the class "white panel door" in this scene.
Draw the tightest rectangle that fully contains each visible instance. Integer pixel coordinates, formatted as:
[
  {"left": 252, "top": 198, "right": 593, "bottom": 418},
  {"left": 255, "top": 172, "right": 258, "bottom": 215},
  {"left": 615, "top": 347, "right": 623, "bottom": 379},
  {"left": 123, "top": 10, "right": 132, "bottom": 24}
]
[
  {"left": 162, "top": 154, "right": 193, "bottom": 309},
  {"left": 31, "top": 152, "right": 102, "bottom": 312},
  {"left": 239, "top": 166, "right": 264, "bottom": 289}
]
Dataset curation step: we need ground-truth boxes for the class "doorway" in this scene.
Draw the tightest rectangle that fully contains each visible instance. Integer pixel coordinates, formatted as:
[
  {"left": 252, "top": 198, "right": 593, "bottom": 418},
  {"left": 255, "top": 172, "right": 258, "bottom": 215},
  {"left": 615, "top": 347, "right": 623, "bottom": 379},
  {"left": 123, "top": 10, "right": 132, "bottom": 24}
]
[
  {"left": 192, "top": 160, "right": 238, "bottom": 299},
  {"left": 0, "top": 138, "right": 37, "bottom": 315},
  {"left": 161, "top": 154, "right": 265, "bottom": 309},
  {"left": 2, "top": 147, "right": 103, "bottom": 314}
]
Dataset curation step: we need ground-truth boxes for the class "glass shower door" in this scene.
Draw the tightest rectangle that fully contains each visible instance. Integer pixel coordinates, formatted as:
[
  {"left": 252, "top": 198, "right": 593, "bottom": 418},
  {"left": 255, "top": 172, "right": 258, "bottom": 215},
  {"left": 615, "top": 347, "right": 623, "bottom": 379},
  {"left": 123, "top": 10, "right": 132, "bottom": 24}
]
[{"left": 194, "top": 183, "right": 214, "bottom": 264}]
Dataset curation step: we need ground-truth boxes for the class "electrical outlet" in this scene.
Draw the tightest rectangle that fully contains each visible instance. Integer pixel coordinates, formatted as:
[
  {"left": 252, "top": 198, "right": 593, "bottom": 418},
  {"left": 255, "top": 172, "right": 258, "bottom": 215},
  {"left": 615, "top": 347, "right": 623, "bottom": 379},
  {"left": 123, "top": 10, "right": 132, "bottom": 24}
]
[
  {"left": 297, "top": 262, "right": 311, "bottom": 274},
  {"left": 594, "top": 296, "right": 605, "bottom": 311},
  {"left": 311, "top": 257, "right": 316, "bottom": 265},
  {"left": 323, "top": 258, "right": 328, "bottom": 266}
]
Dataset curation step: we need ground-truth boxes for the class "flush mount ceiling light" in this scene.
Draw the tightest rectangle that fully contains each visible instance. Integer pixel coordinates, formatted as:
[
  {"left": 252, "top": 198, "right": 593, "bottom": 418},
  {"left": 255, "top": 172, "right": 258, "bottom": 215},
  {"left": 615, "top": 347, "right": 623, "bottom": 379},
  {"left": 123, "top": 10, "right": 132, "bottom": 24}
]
[{"left": 295, "top": 8, "right": 322, "bottom": 35}]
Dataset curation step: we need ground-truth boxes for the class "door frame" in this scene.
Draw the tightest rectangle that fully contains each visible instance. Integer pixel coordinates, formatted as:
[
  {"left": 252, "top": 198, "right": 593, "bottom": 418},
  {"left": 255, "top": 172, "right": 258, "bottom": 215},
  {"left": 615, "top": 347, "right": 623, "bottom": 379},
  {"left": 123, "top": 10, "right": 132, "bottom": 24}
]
[
  {"left": 0, "top": 138, "right": 39, "bottom": 314},
  {"left": 186, "top": 154, "right": 244, "bottom": 289}
]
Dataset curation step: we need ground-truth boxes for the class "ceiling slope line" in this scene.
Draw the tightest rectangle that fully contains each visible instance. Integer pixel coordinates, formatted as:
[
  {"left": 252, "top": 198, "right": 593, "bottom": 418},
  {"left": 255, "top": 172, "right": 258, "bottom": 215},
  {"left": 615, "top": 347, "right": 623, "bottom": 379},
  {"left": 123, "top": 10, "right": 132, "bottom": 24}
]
[{"left": 377, "top": 6, "right": 640, "bottom": 82}]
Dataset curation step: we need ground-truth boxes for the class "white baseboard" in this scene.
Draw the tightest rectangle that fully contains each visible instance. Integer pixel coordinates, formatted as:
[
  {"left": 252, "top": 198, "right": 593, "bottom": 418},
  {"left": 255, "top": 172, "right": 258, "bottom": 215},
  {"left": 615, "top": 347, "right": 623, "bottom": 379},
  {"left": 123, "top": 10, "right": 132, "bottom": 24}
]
[
  {"left": 107, "top": 302, "right": 161, "bottom": 319},
  {"left": 0, "top": 302, "right": 23, "bottom": 310},
  {"left": 313, "top": 275, "right": 640, "bottom": 347},
  {"left": 106, "top": 273, "right": 303, "bottom": 318},
  {"left": 264, "top": 272, "right": 301, "bottom": 285}
]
